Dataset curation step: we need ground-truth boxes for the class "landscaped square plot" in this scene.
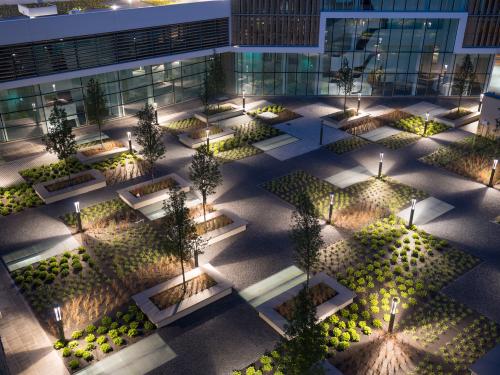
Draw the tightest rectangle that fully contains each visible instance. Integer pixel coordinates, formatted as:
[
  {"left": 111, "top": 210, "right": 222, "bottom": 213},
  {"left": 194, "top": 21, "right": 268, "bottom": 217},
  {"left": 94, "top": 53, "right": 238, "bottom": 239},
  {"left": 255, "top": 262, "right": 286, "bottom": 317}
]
[
  {"left": 397, "top": 197, "right": 454, "bottom": 226},
  {"left": 325, "top": 136, "right": 370, "bottom": 154},
  {"left": 420, "top": 136, "right": 499, "bottom": 188},
  {"left": 193, "top": 209, "right": 248, "bottom": 245},
  {"left": 325, "top": 166, "right": 372, "bottom": 189},
  {"left": 257, "top": 273, "right": 356, "bottom": 336},
  {"left": 161, "top": 117, "right": 206, "bottom": 134},
  {"left": 248, "top": 103, "right": 302, "bottom": 125},
  {"left": 76, "top": 138, "right": 129, "bottom": 164},
  {"left": 359, "top": 126, "right": 402, "bottom": 142},
  {"left": 376, "top": 131, "right": 421, "bottom": 150}
]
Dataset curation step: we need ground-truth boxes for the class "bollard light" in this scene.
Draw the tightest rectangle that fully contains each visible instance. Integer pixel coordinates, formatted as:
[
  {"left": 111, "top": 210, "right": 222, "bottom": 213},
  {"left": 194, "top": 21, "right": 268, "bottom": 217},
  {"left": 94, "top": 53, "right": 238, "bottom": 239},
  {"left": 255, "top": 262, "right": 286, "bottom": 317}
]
[
  {"left": 153, "top": 102, "right": 159, "bottom": 124},
  {"left": 423, "top": 112, "right": 429, "bottom": 137},
  {"left": 328, "top": 192, "right": 335, "bottom": 224},
  {"left": 408, "top": 198, "right": 417, "bottom": 228},
  {"left": 54, "top": 305, "right": 62, "bottom": 322},
  {"left": 378, "top": 153, "right": 384, "bottom": 178},
  {"left": 319, "top": 120, "right": 324, "bottom": 146},
  {"left": 488, "top": 159, "right": 498, "bottom": 187},
  {"left": 357, "top": 93, "right": 361, "bottom": 115},
  {"left": 127, "top": 131, "right": 133, "bottom": 153},
  {"left": 75, "top": 201, "right": 83, "bottom": 233},
  {"left": 388, "top": 297, "right": 399, "bottom": 333},
  {"left": 206, "top": 128, "right": 210, "bottom": 148},
  {"left": 478, "top": 93, "right": 484, "bottom": 112},
  {"left": 242, "top": 89, "right": 246, "bottom": 111}
]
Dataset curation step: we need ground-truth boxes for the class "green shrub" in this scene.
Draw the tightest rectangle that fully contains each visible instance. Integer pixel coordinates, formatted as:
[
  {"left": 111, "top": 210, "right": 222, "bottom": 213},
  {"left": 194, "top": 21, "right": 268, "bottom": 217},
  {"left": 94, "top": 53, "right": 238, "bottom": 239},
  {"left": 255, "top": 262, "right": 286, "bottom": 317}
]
[
  {"left": 110, "top": 322, "right": 119, "bottom": 330},
  {"left": 74, "top": 349, "right": 84, "bottom": 357},
  {"left": 62, "top": 348, "right": 72, "bottom": 357},
  {"left": 362, "top": 326, "right": 372, "bottom": 335},
  {"left": 341, "top": 332, "right": 351, "bottom": 342},
  {"left": 101, "top": 316, "right": 112, "bottom": 326},
  {"left": 68, "top": 340, "right": 79, "bottom": 349},
  {"left": 85, "top": 343, "right": 96, "bottom": 351},
  {"left": 83, "top": 351, "right": 93, "bottom": 361},
  {"left": 337, "top": 341, "right": 350, "bottom": 351},
  {"left": 100, "top": 343, "right": 112, "bottom": 353},
  {"left": 129, "top": 321, "right": 140, "bottom": 330},
  {"left": 127, "top": 328, "right": 138, "bottom": 337},
  {"left": 108, "top": 329, "right": 119, "bottom": 339},
  {"left": 71, "top": 330, "right": 83, "bottom": 339},
  {"left": 96, "top": 335, "right": 107, "bottom": 345},
  {"left": 68, "top": 359, "right": 79, "bottom": 370},
  {"left": 144, "top": 321, "right": 155, "bottom": 331},
  {"left": 53, "top": 340, "right": 65, "bottom": 350},
  {"left": 96, "top": 326, "right": 108, "bottom": 335},
  {"left": 85, "top": 324, "right": 96, "bottom": 333},
  {"left": 61, "top": 269, "right": 70, "bottom": 277},
  {"left": 113, "top": 337, "right": 125, "bottom": 346},
  {"left": 232, "top": 372, "right": 242, "bottom": 375},
  {"left": 122, "top": 313, "right": 132, "bottom": 323},
  {"left": 260, "top": 355, "right": 272, "bottom": 365},
  {"left": 85, "top": 334, "right": 96, "bottom": 343},
  {"left": 373, "top": 319, "right": 382, "bottom": 328}
]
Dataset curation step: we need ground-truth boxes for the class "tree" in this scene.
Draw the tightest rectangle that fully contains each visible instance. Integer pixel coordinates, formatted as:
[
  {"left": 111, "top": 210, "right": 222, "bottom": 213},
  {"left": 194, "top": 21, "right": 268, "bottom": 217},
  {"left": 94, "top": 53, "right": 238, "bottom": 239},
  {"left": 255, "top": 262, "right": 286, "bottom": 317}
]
[
  {"left": 133, "top": 103, "right": 166, "bottom": 180},
  {"left": 200, "top": 76, "right": 212, "bottom": 115},
  {"left": 290, "top": 193, "right": 324, "bottom": 290},
  {"left": 454, "top": 54, "right": 475, "bottom": 112},
  {"left": 210, "top": 52, "right": 226, "bottom": 109},
  {"left": 163, "top": 188, "right": 198, "bottom": 290},
  {"left": 43, "top": 104, "right": 77, "bottom": 180},
  {"left": 189, "top": 144, "right": 222, "bottom": 227},
  {"left": 337, "top": 57, "right": 354, "bottom": 114},
  {"left": 85, "top": 78, "right": 107, "bottom": 148},
  {"left": 276, "top": 287, "right": 327, "bottom": 375}
]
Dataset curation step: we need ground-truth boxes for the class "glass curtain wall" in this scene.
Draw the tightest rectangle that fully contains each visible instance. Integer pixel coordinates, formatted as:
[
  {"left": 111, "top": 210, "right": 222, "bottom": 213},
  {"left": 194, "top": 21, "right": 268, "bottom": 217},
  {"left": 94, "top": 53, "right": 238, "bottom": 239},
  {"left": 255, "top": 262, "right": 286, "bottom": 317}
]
[
  {"left": 235, "top": 18, "right": 493, "bottom": 97},
  {"left": 0, "top": 56, "right": 211, "bottom": 142},
  {"left": 322, "top": 0, "right": 467, "bottom": 11}
]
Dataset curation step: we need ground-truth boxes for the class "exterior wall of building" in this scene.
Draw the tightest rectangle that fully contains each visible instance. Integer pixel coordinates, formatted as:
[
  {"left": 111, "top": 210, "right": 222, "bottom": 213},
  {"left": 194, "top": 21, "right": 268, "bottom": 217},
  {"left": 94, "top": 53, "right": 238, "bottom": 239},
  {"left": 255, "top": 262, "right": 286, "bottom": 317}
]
[
  {"left": 463, "top": 0, "right": 500, "bottom": 48},
  {"left": 321, "top": 0, "right": 467, "bottom": 11},
  {"left": 0, "top": 55, "right": 219, "bottom": 142},
  {"left": 235, "top": 17, "right": 494, "bottom": 96},
  {"left": 231, "top": 0, "right": 321, "bottom": 46}
]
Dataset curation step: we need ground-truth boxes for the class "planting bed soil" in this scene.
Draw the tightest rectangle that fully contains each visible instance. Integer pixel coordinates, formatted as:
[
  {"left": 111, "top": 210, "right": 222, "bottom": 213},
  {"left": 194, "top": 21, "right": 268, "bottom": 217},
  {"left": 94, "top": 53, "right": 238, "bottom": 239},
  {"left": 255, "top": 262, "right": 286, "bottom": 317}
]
[
  {"left": 195, "top": 214, "right": 233, "bottom": 236},
  {"left": 344, "top": 117, "right": 384, "bottom": 136},
  {"left": 150, "top": 273, "right": 217, "bottom": 310},
  {"left": 441, "top": 109, "right": 473, "bottom": 120},
  {"left": 249, "top": 104, "right": 302, "bottom": 125},
  {"left": 129, "top": 177, "right": 177, "bottom": 197},
  {"left": 275, "top": 283, "right": 337, "bottom": 321},
  {"left": 45, "top": 173, "right": 95, "bottom": 192},
  {"left": 93, "top": 153, "right": 146, "bottom": 185},
  {"left": 79, "top": 140, "right": 125, "bottom": 157},
  {"left": 420, "top": 136, "right": 499, "bottom": 188}
]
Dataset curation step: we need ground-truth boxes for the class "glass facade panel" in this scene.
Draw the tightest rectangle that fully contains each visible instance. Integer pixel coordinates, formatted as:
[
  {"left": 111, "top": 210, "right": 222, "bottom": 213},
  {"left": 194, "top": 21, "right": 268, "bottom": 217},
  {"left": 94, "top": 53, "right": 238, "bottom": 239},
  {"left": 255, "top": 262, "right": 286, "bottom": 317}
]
[{"left": 321, "top": 0, "right": 467, "bottom": 11}]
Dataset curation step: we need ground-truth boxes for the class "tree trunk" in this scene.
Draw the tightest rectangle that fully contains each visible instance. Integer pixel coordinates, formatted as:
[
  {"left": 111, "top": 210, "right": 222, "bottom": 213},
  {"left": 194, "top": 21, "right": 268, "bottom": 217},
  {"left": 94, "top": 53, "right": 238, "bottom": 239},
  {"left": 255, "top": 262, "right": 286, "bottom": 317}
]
[
  {"left": 98, "top": 120, "right": 103, "bottom": 149},
  {"left": 180, "top": 247, "right": 186, "bottom": 292},
  {"left": 457, "top": 94, "right": 462, "bottom": 112},
  {"left": 202, "top": 192, "right": 207, "bottom": 230},
  {"left": 66, "top": 158, "right": 71, "bottom": 182},
  {"left": 344, "top": 92, "right": 347, "bottom": 113},
  {"left": 150, "top": 161, "right": 155, "bottom": 182}
]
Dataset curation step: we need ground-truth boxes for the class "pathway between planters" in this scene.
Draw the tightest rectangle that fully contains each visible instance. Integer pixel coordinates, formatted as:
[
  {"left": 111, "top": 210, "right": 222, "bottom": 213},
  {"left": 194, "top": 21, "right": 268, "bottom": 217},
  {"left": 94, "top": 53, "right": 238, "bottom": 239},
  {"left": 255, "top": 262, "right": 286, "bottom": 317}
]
[
  {"left": 0, "top": 262, "right": 67, "bottom": 375},
  {"left": 76, "top": 333, "right": 176, "bottom": 375}
]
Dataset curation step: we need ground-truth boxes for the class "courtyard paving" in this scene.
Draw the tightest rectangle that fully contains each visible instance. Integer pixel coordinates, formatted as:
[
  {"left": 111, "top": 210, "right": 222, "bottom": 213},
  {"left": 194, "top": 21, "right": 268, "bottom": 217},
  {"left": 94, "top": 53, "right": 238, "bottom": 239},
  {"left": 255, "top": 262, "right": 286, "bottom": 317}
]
[{"left": 0, "top": 96, "right": 498, "bottom": 374}]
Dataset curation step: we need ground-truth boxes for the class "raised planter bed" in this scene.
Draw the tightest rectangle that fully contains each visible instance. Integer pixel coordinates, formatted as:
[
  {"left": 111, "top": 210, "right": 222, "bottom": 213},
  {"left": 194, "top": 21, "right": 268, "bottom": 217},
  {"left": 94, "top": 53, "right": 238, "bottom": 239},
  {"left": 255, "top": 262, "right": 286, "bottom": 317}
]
[
  {"left": 117, "top": 173, "right": 190, "bottom": 210},
  {"left": 436, "top": 108, "right": 480, "bottom": 128},
  {"left": 33, "top": 169, "right": 106, "bottom": 204},
  {"left": 194, "top": 104, "right": 244, "bottom": 124},
  {"left": 178, "top": 127, "right": 235, "bottom": 149},
  {"left": 18, "top": 3, "right": 57, "bottom": 17},
  {"left": 257, "top": 272, "right": 356, "bottom": 336},
  {"left": 76, "top": 139, "right": 130, "bottom": 164},
  {"left": 132, "top": 263, "right": 232, "bottom": 327},
  {"left": 323, "top": 109, "right": 370, "bottom": 129},
  {"left": 194, "top": 209, "right": 248, "bottom": 245}
]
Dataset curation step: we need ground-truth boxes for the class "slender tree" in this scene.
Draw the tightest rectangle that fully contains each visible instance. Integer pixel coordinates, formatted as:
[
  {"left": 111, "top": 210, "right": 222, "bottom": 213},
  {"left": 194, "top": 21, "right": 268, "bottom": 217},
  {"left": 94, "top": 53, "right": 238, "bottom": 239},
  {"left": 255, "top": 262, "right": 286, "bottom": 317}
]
[
  {"left": 454, "top": 54, "right": 475, "bottom": 112},
  {"left": 290, "top": 193, "right": 324, "bottom": 290},
  {"left": 276, "top": 287, "right": 327, "bottom": 375},
  {"left": 163, "top": 188, "right": 198, "bottom": 290},
  {"left": 200, "top": 76, "right": 212, "bottom": 115},
  {"left": 337, "top": 57, "right": 354, "bottom": 114},
  {"left": 133, "top": 103, "right": 166, "bottom": 180},
  {"left": 85, "top": 78, "right": 107, "bottom": 148},
  {"left": 189, "top": 144, "right": 222, "bottom": 227},
  {"left": 43, "top": 104, "right": 77, "bottom": 181},
  {"left": 210, "top": 52, "right": 226, "bottom": 109}
]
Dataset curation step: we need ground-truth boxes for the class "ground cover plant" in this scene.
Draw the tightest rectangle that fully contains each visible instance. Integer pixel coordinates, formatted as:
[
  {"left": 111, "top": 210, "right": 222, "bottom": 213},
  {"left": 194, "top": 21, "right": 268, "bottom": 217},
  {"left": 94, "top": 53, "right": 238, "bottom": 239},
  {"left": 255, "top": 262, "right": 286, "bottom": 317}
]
[
  {"left": 203, "top": 104, "right": 233, "bottom": 116},
  {"left": 440, "top": 108, "right": 473, "bottom": 121},
  {"left": 78, "top": 139, "right": 125, "bottom": 157},
  {"left": 377, "top": 132, "right": 421, "bottom": 150},
  {"left": 161, "top": 117, "right": 206, "bottom": 135},
  {"left": 262, "top": 171, "right": 426, "bottom": 231},
  {"left": 0, "top": 183, "right": 43, "bottom": 216},
  {"left": 189, "top": 125, "right": 224, "bottom": 140},
  {"left": 248, "top": 104, "right": 302, "bottom": 125},
  {"left": 327, "top": 108, "right": 357, "bottom": 122},
  {"left": 129, "top": 177, "right": 177, "bottom": 197},
  {"left": 210, "top": 120, "right": 282, "bottom": 163},
  {"left": 380, "top": 111, "right": 450, "bottom": 136},
  {"left": 326, "top": 136, "right": 370, "bottom": 154},
  {"left": 420, "top": 135, "right": 499, "bottom": 188},
  {"left": 0, "top": 0, "right": 109, "bottom": 19},
  {"left": 44, "top": 172, "right": 95, "bottom": 192},
  {"left": 195, "top": 214, "right": 233, "bottom": 236},
  {"left": 20, "top": 158, "right": 88, "bottom": 185},
  {"left": 238, "top": 215, "right": 490, "bottom": 375}
]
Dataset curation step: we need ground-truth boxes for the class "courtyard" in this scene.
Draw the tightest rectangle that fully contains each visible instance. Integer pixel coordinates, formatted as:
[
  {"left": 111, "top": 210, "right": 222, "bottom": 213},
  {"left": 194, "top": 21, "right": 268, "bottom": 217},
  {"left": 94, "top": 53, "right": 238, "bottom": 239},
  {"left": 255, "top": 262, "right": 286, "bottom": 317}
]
[{"left": 0, "top": 95, "right": 499, "bottom": 375}]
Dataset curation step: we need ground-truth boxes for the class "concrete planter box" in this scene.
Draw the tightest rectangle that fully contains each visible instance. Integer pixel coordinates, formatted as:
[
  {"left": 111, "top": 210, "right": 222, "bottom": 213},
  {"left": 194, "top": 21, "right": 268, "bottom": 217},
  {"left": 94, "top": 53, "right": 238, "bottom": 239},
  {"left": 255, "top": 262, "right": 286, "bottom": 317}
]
[
  {"left": 323, "top": 109, "right": 370, "bottom": 129},
  {"left": 76, "top": 146, "right": 129, "bottom": 164},
  {"left": 194, "top": 104, "right": 244, "bottom": 124},
  {"left": 436, "top": 108, "right": 480, "bottom": 128},
  {"left": 194, "top": 209, "right": 248, "bottom": 245},
  {"left": 18, "top": 4, "right": 57, "bottom": 17},
  {"left": 257, "top": 273, "right": 356, "bottom": 337},
  {"left": 117, "top": 173, "right": 190, "bottom": 210},
  {"left": 33, "top": 169, "right": 106, "bottom": 204},
  {"left": 132, "top": 263, "right": 232, "bottom": 328},
  {"left": 178, "top": 129, "right": 235, "bottom": 149}
]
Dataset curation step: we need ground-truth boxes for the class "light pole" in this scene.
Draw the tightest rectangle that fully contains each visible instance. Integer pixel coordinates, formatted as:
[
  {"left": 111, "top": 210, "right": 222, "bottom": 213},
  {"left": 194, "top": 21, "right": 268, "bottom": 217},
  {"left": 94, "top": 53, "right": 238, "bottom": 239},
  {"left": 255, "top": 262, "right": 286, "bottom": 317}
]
[
  {"left": 328, "top": 192, "right": 334, "bottom": 225},
  {"left": 357, "top": 93, "right": 361, "bottom": 115},
  {"left": 388, "top": 297, "right": 399, "bottom": 333},
  {"left": 54, "top": 304, "right": 64, "bottom": 340},
  {"left": 423, "top": 112, "right": 429, "bottom": 137},
  {"left": 242, "top": 89, "right": 246, "bottom": 111},
  {"left": 206, "top": 128, "right": 210, "bottom": 148},
  {"left": 378, "top": 153, "right": 384, "bottom": 178},
  {"left": 408, "top": 198, "right": 417, "bottom": 228},
  {"left": 488, "top": 159, "right": 498, "bottom": 187},
  {"left": 478, "top": 93, "right": 484, "bottom": 112},
  {"left": 319, "top": 120, "right": 324, "bottom": 146},
  {"left": 127, "top": 131, "right": 133, "bottom": 153},
  {"left": 74, "top": 201, "right": 83, "bottom": 233},
  {"left": 153, "top": 102, "right": 158, "bottom": 125}
]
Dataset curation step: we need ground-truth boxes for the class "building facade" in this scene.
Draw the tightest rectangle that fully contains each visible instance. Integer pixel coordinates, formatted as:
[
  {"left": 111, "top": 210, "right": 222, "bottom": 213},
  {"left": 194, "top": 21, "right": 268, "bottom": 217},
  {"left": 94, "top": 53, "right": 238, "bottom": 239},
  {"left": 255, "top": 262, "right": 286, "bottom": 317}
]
[{"left": 0, "top": 0, "right": 498, "bottom": 142}]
